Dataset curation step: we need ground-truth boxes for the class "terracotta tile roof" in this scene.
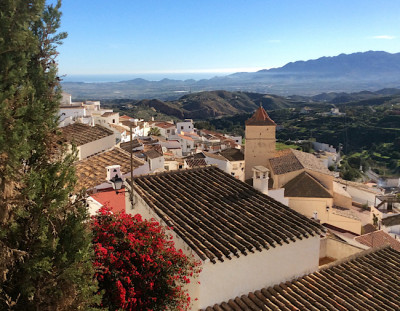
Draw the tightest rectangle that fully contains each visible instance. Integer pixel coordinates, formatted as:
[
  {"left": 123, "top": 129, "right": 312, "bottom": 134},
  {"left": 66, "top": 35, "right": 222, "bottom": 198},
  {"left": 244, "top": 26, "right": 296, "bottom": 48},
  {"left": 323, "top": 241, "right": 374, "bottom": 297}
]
[
  {"left": 178, "top": 134, "right": 195, "bottom": 141},
  {"left": 362, "top": 223, "right": 377, "bottom": 234},
  {"left": 355, "top": 230, "right": 400, "bottom": 251},
  {"left": 60, "top": 123, "right": 114, "bottom": 146},
  {"left": 75, "top": 147, "right": 145, "bottom": 191},
  {"left": 160, "top": 140, "right": 181, "bottom": 149},
  {"left": 219, "top": 148, "right": 244, "bottom": 161},
  {"left": 120, "top": 120, "right": 136, "bottom": 128},
  {"left": 183, "top": 153, "right": 206, "bottom": 161},
  {"left": 144, "top": 149, "right": 162, "bottom": 159},
  {"left": 269, "top": 149, "right": 332, "bottom": 176},
  {"left": 101, "top": 111, "right": 118, "bottom": 117},
  {"left": 143, "top": 144, "right": 162, "bottom": 154},
  {"left": 109, "top": 123, "right": 130, "bottom": 134},
  {"left": 130, "top": 166, "right": 323, "bottom": 263},
  {"left": 155, "top": 121, "right": 175, "bottom": 129},
  {"left": 203, "top": 246, "right": 400, "bottom": 310},
  {"left": 284, "top": 172, "right": 332, "bottom": 198},
  {"left": 331, "top": 205, "right": 360, "bottom": 221},
  {"left": 245, "top": 106, "right": 276, "bottom": 126},
  {"left": 203, "top": 151, "right": 227, "bottom": 161},
  {"left": 185, "top": 158, "right": 207, "bottom": 168},
  {"left": 120, "top": 140, "right": 142, "bottom": 152},
  {"left": 90, "top": 189, "right": 125, "bottom": 214}
]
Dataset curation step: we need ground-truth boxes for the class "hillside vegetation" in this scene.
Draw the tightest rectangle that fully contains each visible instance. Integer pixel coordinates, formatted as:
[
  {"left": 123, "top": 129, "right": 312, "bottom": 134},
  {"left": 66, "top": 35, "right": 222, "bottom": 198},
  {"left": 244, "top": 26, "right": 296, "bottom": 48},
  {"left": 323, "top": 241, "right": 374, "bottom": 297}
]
[
  {"left": 102, "top": 90, "right": 302, "bottom": 119},
  {"left": 191, "top": 90, "right": 400, "bottom": 177}
]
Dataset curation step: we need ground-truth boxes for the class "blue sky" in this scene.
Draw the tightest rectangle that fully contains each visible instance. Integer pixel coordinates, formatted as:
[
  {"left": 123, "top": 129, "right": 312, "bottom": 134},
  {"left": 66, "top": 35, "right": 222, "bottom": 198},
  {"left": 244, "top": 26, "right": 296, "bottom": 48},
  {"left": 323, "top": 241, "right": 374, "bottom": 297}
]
[{"left": 57, "top": 0, "right": 400, "bottom": 77}]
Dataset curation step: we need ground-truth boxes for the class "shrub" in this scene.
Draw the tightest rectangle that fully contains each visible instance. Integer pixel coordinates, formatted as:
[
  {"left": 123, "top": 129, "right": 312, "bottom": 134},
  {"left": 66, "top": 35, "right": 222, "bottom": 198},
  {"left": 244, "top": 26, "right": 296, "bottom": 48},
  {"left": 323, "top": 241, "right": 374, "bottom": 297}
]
[{"left": 92, "top": 207, "right": 201, "bottom": 310}]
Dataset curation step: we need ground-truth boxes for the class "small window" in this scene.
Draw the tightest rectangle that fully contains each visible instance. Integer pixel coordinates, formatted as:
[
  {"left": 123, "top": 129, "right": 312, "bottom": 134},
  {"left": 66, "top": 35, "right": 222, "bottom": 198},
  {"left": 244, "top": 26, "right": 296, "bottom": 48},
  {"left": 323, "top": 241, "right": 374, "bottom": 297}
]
[
  {"left": 112, "top": 119, "right": 115, "bottom": 123},
  {"left": 178, "top": 164, "right": 183, "bottom": 169},
  {"left": 181, "top": 126, "right": 184, "bottom": 130}
]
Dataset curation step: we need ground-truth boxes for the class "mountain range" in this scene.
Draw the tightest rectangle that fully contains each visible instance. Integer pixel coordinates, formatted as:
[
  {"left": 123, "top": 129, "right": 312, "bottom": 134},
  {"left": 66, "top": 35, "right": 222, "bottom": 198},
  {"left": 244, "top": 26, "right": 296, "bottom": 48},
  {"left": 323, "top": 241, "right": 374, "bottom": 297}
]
[
  {"left": 103, "top": 88, "right": 400, "bottom": 120},
  {"left": 62, "top": 51, "right": 400, "bottom": 100}
]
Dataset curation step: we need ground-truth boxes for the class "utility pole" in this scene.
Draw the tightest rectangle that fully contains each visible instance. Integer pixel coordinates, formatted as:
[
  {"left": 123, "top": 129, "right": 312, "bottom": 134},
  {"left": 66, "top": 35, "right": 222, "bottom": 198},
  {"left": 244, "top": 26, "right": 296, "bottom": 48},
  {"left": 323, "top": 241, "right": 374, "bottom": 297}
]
[{"left": 130, "top": 121, "right": 134, "bottom": 207}]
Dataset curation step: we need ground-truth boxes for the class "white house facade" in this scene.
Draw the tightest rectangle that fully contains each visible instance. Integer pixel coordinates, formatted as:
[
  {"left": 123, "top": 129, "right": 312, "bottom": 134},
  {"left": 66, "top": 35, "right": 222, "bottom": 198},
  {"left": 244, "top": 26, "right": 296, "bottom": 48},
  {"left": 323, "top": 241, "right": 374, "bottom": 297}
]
[{"left": 125, "top": 166, "right": 323, "bottom": 310}]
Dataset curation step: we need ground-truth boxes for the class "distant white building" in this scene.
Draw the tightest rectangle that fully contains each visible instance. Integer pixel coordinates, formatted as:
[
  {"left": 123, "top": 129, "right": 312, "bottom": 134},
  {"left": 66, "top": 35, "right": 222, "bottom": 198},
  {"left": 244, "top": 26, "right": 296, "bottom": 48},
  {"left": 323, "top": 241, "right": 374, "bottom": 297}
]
[
  {"left": 60, "top": 123, "right": 116, "bottom": 160},
  {"left": 154, "top": 121, "right": 176, "bottom": 138},
  {"left": 176, "top": 119, "right": 194, "bottom": 134},
  {"left": 178, "top": 132, "right": 200, "bottom": 155}
]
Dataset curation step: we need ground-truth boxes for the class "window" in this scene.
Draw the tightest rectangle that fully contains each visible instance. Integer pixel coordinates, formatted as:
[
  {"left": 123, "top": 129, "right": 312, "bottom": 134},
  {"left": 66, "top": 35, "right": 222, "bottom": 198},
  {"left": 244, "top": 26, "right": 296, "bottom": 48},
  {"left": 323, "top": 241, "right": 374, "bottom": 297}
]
[
  {"left": 112, "top": 119, "right": 115, "bottom": 123},
  {"left": 181, "top": 126, "right": 184, "bottom": 130},
  {"left": 167, "top": 130, "right": 170, "bottom": 134},
  {"left": 178, "top": 164, "right": 183, "bottom": 169}
]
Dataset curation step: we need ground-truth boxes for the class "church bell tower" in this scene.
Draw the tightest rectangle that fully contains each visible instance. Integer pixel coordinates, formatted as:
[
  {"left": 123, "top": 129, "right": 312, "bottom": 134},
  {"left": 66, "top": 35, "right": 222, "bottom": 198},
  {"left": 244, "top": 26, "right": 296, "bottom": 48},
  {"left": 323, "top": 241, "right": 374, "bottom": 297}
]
[{"left": 244, "top": 105, "right": 276, "bottom": 180}]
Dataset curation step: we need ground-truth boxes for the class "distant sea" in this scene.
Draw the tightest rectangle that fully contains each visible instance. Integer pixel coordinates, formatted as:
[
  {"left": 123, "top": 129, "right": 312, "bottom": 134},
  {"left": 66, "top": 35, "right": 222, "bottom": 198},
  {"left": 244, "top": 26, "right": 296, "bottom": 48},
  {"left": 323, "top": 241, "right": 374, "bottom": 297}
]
[{"left": 61, "top": 73, "right": 227, "bottom": 83}]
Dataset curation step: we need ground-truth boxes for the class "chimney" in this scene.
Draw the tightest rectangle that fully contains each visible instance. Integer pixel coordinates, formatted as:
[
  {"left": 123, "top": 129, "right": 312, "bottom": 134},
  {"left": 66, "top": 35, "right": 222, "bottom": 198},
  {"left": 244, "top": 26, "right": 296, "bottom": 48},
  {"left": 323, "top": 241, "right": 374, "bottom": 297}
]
[
  {"left": 252, "top": 166, "right": 269, "bottom": 195},
  {"left": 106, "top": 165, "right": 122, "bottom": 181}
]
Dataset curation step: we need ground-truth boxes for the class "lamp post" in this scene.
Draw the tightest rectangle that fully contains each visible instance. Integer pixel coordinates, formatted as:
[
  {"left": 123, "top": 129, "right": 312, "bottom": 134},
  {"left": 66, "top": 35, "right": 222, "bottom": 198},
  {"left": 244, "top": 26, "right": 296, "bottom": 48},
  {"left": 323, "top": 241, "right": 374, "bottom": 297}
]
[
  {"left": 108, "top": 119, "right": 134, "bottom": 209},
  {"left": 110, "top": 175, "right": 124, "bottom": 192}
]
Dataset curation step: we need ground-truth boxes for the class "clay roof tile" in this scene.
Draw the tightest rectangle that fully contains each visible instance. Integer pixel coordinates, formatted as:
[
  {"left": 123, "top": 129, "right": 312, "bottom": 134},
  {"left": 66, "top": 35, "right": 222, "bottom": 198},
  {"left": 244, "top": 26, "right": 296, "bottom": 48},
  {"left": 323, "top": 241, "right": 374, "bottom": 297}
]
[{"left": 245, "top": 106, "right": 276, "bottom": 126}]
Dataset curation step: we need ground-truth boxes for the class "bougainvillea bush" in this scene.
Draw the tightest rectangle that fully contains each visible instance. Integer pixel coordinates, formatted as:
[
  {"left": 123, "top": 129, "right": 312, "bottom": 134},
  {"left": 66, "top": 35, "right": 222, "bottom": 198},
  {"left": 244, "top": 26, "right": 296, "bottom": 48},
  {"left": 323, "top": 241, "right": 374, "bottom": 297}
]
[{"left": 92, "top": 207, "right": 201, "bottom": 310}]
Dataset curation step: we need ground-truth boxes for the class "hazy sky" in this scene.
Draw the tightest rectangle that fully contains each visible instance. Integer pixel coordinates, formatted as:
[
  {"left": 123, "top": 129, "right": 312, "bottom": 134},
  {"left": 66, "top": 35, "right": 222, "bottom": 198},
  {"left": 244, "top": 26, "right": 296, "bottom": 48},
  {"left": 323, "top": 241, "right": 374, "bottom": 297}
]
[{"left": 57, "top": 0, "right": 400, "bottom": 77}]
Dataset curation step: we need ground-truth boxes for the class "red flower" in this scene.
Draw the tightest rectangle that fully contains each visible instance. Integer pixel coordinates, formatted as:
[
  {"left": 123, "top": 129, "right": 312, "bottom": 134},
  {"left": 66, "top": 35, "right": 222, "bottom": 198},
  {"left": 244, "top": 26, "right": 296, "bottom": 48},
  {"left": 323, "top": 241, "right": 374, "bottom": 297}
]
[{"left": 92, "top": 206, "right": 201, "bottom": 310}]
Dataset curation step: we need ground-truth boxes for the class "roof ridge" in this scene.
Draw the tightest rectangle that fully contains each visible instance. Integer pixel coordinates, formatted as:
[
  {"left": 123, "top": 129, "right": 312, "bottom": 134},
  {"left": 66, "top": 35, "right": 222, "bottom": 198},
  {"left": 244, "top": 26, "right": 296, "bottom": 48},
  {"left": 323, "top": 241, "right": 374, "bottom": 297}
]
[
  {"left": 319, "top": 244, "right": 392, "bottom": 271},
  {"left": 245, "top": 106, "right": 276, "bottom": 126},
  {"left": 283, "top": 171, "right": 332, "bottom": 198},
  {"left": 202, "top": 246, "right": 400, "bottom": 310},
  {"left": 129, "top": 166, "right": 324, "bottom": 263},
  {"left": 130, "top": 165, "right": 217, "bottom": 180}
]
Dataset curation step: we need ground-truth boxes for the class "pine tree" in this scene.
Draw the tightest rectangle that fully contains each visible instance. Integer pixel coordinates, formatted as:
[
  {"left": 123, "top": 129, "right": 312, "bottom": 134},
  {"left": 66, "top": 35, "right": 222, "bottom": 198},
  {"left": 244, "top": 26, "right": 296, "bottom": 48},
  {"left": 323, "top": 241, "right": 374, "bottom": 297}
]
[{"left": 0, "top": 1, "right": 99, "bottom": 309}]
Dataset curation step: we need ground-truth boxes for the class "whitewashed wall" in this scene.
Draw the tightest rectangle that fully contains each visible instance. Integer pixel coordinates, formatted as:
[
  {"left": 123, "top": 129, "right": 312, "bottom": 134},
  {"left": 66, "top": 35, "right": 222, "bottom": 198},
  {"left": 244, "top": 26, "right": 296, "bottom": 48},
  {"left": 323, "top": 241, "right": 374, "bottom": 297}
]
[
  {"left": 204, "top": 156, "right": 228, "bottom": 172},
  {"left": 127, "top": 190, "right": 321, "bottom": 310},
  {"left": 344, "top": 184, "right": 381, "bottom": 206},
  {"left": 176, "top": 120, "right": 194, "bottom": 134},
  {"left": 196, "top": 235, "right": 320, "bottom": 309},
  {"left": 78, "top": 134, "right": 115, "bottom": 160},
  {"left": 149, "top": 156, "right": 164, "bottom": 172},
  {"left": 268, "top": 188, "right": 288, "bottom": 205},
  {"left": 319, "top": 237, "right": 365, "bottom": 263}
]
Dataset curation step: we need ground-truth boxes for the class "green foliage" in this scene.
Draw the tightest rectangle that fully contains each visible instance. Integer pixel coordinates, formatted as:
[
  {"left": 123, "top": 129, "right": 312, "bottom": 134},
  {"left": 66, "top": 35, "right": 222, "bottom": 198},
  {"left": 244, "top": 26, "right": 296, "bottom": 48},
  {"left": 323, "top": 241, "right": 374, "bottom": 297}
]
[
  {"left": 202, "top": 101, "right": 399, "bottom": 176},
  {"left": 275, "top": 142, "right": 298, "bottom": 150},
  {"left": 0, "top": 1, "right": 99, "bottom": 309},
  {"left": 340, "top": 162, "right": 361, "bottom": 181},
  {"left": 148, "top": 127, "right": 161, "bottom": 136}
]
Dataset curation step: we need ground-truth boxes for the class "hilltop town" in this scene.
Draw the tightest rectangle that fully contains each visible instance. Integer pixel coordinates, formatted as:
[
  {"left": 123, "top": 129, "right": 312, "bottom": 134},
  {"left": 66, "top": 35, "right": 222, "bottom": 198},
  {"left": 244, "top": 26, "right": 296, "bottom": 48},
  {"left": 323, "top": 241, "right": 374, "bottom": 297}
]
[
  {"left": 59, "top": 91, "right": 400, "bottom": 309},
  {"left": 3, "top": 2, "right": 400, "bottom": 310}
]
